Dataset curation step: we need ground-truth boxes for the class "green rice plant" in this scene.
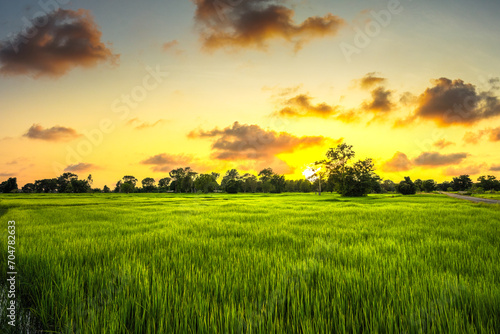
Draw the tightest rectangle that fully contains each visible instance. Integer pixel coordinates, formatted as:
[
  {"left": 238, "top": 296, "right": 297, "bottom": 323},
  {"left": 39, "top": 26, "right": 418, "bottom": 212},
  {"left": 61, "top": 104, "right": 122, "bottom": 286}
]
[{"left": 0, "top": 193, "right": 499, "bottom": 333}]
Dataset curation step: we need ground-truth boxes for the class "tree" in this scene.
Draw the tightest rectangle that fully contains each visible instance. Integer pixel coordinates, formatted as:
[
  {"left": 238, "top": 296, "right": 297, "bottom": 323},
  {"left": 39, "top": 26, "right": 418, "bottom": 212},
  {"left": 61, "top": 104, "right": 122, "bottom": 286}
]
[
  {"left": 121, "top": 175, "right": 138, "bottom": 193},
  {"left": 304, "top": 164, "right": 326, "bottom": 195},
  {"left": 114, "top": 181, "right": 122, "bottom": 193},
  {"left": 396, "top": 177, "right": 417, "bottom": 195},
  {"left": 121, "top": 183, "right": 134, "bottom": 194},
  {"left": 451, "top": 175, "right": 473, "bottom": 191},
  {"left": 194, "top": 174, "right": 218, "bottom": 193},
  {"left": 270, "top": 174, "right": 286, "bottom": 193},
  {"left": 258, "top": 168, "right": 274, "bottom": 183},
  {"left": 141, "top": 177, "right": 156, "bottom": 192},
  {"left": 242, "top": 174, "right": 258, "bottom": 193},
  {"left": 22, "top": 183, "right": 35, "bottom": 193},
  {"left": 437, "top": 181, "right": 452, "bottom": 192},
  {"left": 169, "top": 168, "right": 186, "bottom": 193},
  {"left": 158, "top": 177, "right": 171, "bottom": 192},
  {"left": 325, "top": 143, "right": 356, "bottom": 195},
  {"left": 422, "top": 179, "right": 436, "bottom": 193},
  {"left": 34, "top": 178, "right": 58, "bottom": 193},
  {"left": 221, "top": 169, "right": 241, "bottom": 193},
  {"left": 381, "top": 180, "right": 396, "bottom": 193},
  {"left": 57, "top": 173, "right": 77, "bottom": 193},
  {"left": 0, "top": 177, "right": 18, "bottom": 193},
  {"left": 103, "top": 185, "right": 111, "bottom": 193},
  {"left": 477, "top": 175, "right": 499, "bottom": 191},
  {"left": 414, "top": 179, "right": 423, "bottom": 192},
  {"left": 321, "top": 143, "right": 379, "bottom": 197}
]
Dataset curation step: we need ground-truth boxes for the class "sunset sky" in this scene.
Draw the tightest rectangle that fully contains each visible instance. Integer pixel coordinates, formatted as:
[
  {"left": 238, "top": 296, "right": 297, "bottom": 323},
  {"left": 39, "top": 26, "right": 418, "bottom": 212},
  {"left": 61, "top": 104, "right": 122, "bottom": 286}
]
[{"left": 1, "top": 0, "right": 500, "bottom": 188}]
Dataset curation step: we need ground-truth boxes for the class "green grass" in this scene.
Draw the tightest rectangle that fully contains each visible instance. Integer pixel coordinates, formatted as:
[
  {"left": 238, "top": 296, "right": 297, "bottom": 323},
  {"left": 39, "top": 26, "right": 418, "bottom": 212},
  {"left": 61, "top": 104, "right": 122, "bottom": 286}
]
[
  {"left": 471, "top": 193, "right": 500, "bottom": 201},
  {"left": 0, "top": 193, "right": 499, "bottom": 333}
]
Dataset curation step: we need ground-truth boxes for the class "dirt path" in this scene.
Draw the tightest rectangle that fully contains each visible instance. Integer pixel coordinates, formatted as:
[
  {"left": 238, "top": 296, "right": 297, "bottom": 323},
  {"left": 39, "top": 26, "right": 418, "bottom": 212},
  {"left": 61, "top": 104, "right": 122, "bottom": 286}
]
[{"left": 440, "top": 192, "right": 500, "bottom": 205}]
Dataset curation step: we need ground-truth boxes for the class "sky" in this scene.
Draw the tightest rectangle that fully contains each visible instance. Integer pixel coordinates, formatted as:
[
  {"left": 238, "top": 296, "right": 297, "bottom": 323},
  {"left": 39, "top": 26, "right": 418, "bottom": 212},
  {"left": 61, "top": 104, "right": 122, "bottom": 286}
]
[{"left": 0, "top": 0, "right": 499, "bottom": 188}]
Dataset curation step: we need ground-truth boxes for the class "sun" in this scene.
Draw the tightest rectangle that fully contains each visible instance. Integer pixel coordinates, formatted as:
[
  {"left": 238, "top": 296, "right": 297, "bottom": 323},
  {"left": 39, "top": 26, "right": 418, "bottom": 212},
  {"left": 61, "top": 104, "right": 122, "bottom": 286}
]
[{"left": 302, "top": 167, "right": 320, "bottom": 181}]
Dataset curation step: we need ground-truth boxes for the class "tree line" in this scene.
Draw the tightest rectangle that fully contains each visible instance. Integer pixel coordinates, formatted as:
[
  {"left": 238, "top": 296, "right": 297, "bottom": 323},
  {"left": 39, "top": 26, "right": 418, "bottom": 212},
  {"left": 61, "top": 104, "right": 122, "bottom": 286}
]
[{"left": 2, "top": 143, "right": 499, "bottom": 196}]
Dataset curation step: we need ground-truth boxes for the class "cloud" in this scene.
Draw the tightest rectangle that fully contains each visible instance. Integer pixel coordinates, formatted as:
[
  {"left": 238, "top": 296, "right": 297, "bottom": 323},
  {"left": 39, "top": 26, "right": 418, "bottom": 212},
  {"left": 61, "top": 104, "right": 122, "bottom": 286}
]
[
  {"left": 443, "top": 164, "right": 483, "bottom": 177},
  {"left": 141, "top": 153, "right": 196, "bottom": 172},
  {"left": 0, "top": 9, "right": 119, "bottom": 78},
  {"left": 162, "top": 40, "right": 179, "bottom": 51},
  {"left": 489, "top": 127, "right": 500, "bottom": 141},
  {"left": 433, "top": 139, "right": 455, "bottom": 149},
  {"left": 193, "top": 0, "right": 345, "bottom": 52},
  {"left": 188, "top": 121, "right": 326, "bottom": 160},
  {"left": 490, "top": 164, "right": 500, "bottom": 172},
  {"left": 398, "top": 78, "right": 500, "bottom": 127},
  {"left": 275, "top": 94, "right": 339, "bottom": 118},
  {"left": 64, "top": 163, "right": 95, "bottom": 173},
  {"left": 463, "top": 127, "right": 500, "bottom": 144},
  {"left": 0, "top": 172, "right": 15, "bottom": 177},
  {"left": 413, "top": 151, "right": 468, "bottom": 167},
  {"left": 126, "top": 118, "right": 166, "bottom": 130},
  {"left": 358, "top": 72, "right": 386, "bottom": 89},
  {"left": 24, "top": 124, "right": 81, "bottom": 141},
  {"left": 362, "top": 86, "right": 394, "bottom": 114},
  {"left": 381, "top": 152, "right": 413, "bottom": 173},
  {"left": 272, "top": 92, "right": 359, "bottom": 122}
]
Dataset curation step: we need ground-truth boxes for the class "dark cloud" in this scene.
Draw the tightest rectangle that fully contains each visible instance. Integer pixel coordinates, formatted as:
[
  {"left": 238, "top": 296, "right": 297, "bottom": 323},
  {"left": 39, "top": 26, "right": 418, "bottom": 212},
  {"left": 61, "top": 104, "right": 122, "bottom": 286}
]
[
  {"left": 24, "top": 124, "right": 81, "bottom": 141},
  {"left": 381, "top": 152, "right": 412, "bottom": 173},
  {"left": 188, "top": 121, "right": 326, "bottom": 160},
  {"left": 362, "top": 86, "right": 394, "bottom": 114},
  {"left": 0, "top": 9, "right": 119, "bottom": 78},
  {"left": 273, "top": 92, "right": 358, "bottom": 122},
  {"left": 490, "top": 164, "right": 500, "bottom": 172},
  {"left": 413, "top": 151, "right": 468, "bottom": 167},
  {"left": 399, "top": 78, "right": 500, "bottom": 127},
  {"left": 0, "top": 172, "right": 15, "bottom": 177},
  {"left": 64, "top": 163, "right": 95, "bottom": 173},
  {"left": 276, "top": 94, "right": 338, "bottom": 118},
  {"left": 433, "top": 139, "right": 455, "bottom": 149},
  {"left": 359, "top": 72, "right": 386, "bottom": 89},
  {"left": 193, "top": 0, "right": 345, "bottom": 52}
]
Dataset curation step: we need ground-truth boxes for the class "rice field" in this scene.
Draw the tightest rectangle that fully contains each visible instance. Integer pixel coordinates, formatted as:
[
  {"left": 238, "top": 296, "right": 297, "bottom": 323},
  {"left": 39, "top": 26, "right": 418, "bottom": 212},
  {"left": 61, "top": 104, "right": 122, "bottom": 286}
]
[{"left": 0, "top": 193, "right": 499, "bottom": 333}]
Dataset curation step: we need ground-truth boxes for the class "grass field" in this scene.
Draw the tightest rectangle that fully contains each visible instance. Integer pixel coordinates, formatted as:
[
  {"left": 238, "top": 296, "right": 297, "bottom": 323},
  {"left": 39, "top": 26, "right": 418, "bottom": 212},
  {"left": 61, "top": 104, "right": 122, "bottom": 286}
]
[
  {"left": 471, "top": 193, "right": 500, "bottom": 201},
  {"left": 0, "top": 193, "right": 499, "bottom": 333}
]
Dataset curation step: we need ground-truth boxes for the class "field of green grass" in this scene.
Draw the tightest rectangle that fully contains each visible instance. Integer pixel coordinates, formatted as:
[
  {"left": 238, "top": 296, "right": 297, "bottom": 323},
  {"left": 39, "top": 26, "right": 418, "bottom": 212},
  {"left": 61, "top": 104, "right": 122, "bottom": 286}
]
[
  {"left": 0, "top": 193, "right": 499, "bottom": 333},
  {"left": 471, "top": 193, "right": 500, "bottom": 201}
]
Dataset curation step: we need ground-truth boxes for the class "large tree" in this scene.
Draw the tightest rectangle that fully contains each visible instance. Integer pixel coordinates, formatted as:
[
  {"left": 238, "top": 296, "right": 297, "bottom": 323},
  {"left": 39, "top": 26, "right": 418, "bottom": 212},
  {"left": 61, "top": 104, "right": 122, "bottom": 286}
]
[
  {"left": 396, "top": 177, "right": 417, "bottom": 195},
  {"left": 0, "top": 177, "right": 18, "bottom": 193},
  {"left": 322, "top": 143, "right": 379, "bottom": 197},
  {"left": 451, "top": 175, "right": 473, "bottom": 191},
  {"left": 141, "top": 177, "right": 156, "bottom": 192}
]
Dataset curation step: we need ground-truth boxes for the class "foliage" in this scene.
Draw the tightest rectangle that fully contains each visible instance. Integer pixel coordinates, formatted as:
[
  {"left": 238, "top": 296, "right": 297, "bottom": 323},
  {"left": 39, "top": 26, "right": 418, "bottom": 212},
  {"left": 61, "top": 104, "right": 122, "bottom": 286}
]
[
  {"left": 322, "top": 143, "right": 380, "bottom": 197},
  {"left": 451, "top": 175, "right": 473, "bottom": 192},
  {"left": 396, "top": 176, "right": 417, "bottom": 195},
  {"left": 0, "top": 177, "right": 18, "bottom": 193}
]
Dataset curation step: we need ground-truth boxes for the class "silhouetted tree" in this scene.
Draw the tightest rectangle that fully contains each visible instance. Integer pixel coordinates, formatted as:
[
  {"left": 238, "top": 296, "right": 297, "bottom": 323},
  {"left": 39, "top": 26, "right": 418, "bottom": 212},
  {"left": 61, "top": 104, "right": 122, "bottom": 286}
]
[
  {"left": 396, "top": 177, "right": 417, "bottom": 195},
  {"left": 422, "top": 179, "right": 437, "bottom": 193},
  {"left": 141, "top": 177, "right": 156, "bottom": 192},
  {"left": 451, "top": 175, "right": 473, "bottom": 191},
  {"left": 0, "top": 177, "right": 18, "bottom": 193}
]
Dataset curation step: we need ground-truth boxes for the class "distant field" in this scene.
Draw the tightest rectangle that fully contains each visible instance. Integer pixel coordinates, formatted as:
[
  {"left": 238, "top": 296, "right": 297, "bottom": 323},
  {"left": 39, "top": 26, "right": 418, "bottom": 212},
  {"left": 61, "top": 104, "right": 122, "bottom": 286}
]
[
  {"left": 471, "top": 193, "right": 500, "bottom": 201},
  {"left": 1, "top": 193, "right": 499, "bottom": 333}
]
